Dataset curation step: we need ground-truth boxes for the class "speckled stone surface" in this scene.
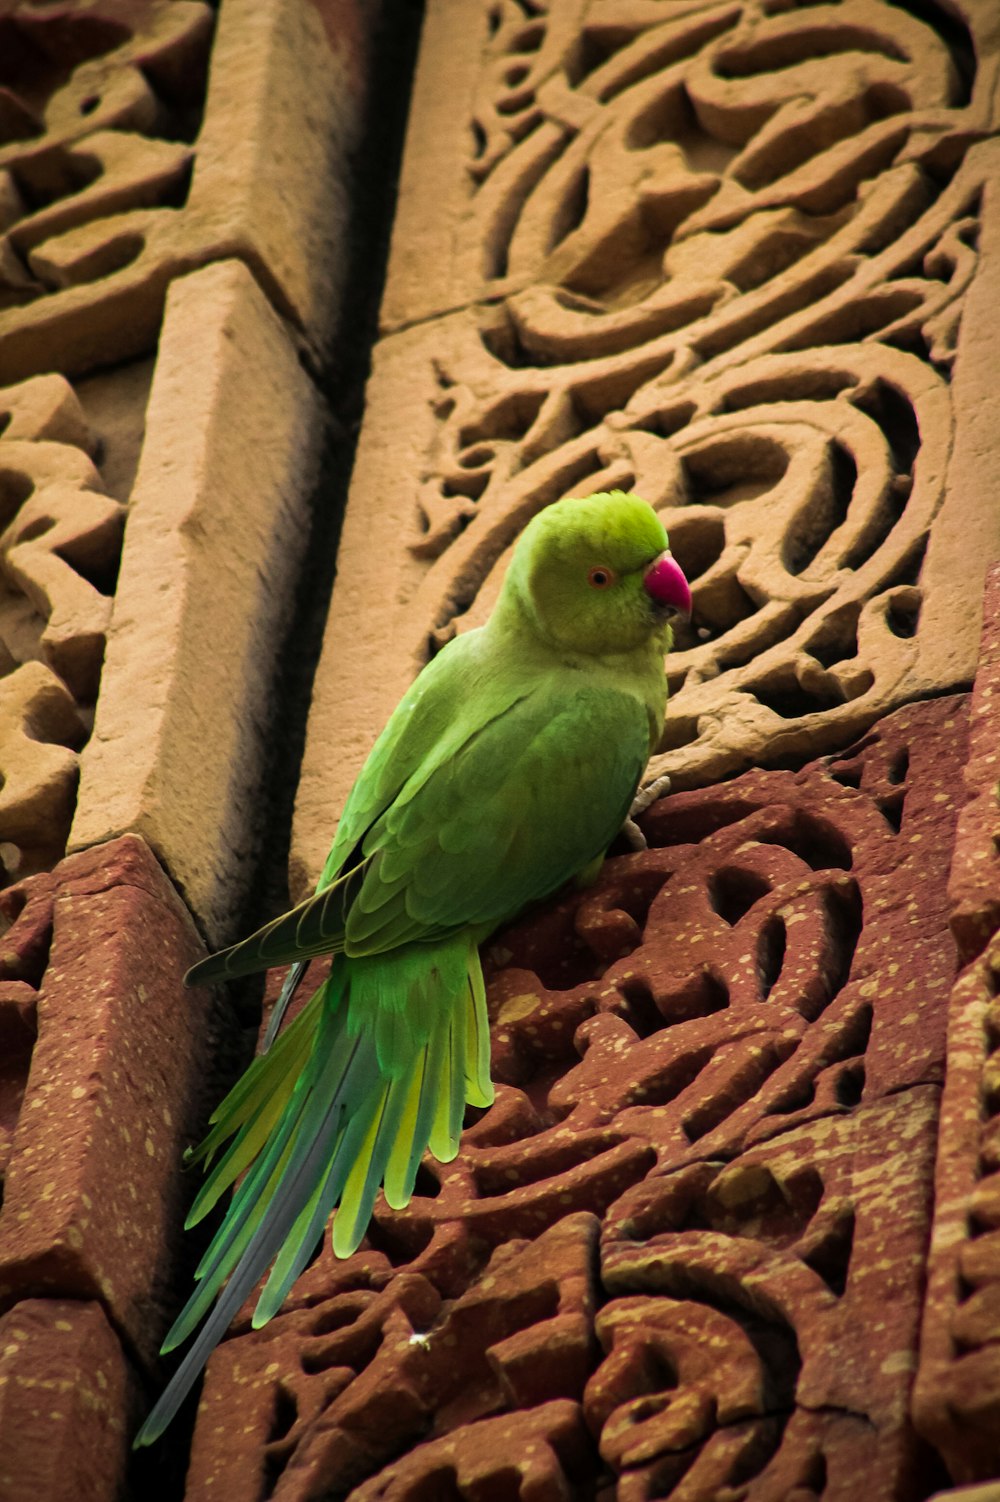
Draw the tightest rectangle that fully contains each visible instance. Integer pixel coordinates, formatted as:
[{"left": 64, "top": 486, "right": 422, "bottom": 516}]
[
  {"left": 0, "top": 1298, "right": 136, "bottom": 1502},
  {"left": 0, "top": 835, "right": 211, "bottom": 1372},
  {"left": 182, "top": 694, "right": 968, "bottom": 1499}
]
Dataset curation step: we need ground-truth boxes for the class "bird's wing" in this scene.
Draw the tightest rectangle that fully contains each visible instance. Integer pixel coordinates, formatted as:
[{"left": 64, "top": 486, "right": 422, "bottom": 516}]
[
  {"left": 347, "top": 678, "right": 649, "bottom": 952},
  {"left": 188, "top": 678, "right": 649, "bottom": 983}
]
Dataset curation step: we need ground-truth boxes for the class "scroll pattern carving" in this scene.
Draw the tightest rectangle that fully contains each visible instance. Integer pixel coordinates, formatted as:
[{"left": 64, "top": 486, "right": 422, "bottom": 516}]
[
  {"left": 185, "top": 693, "right": 967, "bottom": 1499},
  {"left": 377, "top": 0, "right": 999, "bottom": 792},
  {"left": 0, "top": 1, "right": 213, "bottom": 380},
  {"left": 0, "top": 374, "right": 125, "bottom": 880}
]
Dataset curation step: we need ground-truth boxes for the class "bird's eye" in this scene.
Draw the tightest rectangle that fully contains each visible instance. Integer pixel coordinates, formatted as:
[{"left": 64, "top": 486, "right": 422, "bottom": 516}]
[{"left": 588, "top": 566, "right": 615, "bottom": 589}]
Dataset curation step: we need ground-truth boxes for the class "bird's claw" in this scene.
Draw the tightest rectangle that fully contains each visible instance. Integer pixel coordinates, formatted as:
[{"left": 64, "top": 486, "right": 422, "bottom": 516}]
[{"left": 621, "top": 774, "right": 672, "bottom": 851}]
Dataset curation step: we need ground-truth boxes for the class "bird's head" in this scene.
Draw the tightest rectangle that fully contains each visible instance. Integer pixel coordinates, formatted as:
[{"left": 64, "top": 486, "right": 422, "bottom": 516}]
[{"left": 502, "top": 490, "right": 691, "bottom": 656}]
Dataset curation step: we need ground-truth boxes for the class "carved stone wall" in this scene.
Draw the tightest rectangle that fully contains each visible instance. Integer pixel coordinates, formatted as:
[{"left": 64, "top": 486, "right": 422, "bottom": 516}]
[
  {"left": 2, "top": 0, "right": 1000, "bottom": 1498},
  {"left": 294, "top": 0, "right": 1000, "bottom": 889},
  {"left": 0, "top": 1, "right": 380, "bottom": 1497},
  {"left": 239, "top": 1, "right": 999, "bottom": 1500}
]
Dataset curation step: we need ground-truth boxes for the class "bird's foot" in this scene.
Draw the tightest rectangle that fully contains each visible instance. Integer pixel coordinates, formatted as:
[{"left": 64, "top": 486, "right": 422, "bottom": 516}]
[{"left": 621, "top": 774, "right": 672, "bottom": 851}]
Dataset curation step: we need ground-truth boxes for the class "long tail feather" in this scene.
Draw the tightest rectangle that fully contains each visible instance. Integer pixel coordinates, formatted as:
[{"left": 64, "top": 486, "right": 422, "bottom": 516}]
[{"left": 135, "top": 935, "right": 493, "bottom": 1448}]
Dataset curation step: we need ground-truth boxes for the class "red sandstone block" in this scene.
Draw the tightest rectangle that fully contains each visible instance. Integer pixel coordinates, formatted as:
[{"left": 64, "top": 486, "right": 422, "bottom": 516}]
[
  {"left": 0, "top": 835, "right": 211, "bottom": 1370},
  {"left": 0, "top": 1298, "right": 135, "bottom": 1502}
]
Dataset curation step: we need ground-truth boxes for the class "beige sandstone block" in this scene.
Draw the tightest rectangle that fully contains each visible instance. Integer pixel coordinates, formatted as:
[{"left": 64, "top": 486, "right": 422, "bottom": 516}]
[{"left": 71, "top": 260, "right": 327, "bottom": 942}]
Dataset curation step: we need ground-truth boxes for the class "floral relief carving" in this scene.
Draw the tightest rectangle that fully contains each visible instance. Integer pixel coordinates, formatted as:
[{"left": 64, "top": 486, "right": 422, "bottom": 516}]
[
  {"left": 187, "top": 691, "right": 969, "bottom": 1499},
  {"left": 0, "top": 374, "right": 125, "bottom": 880},
  {"left": 0, "top": 1, "right": 213, "bottom": 378},
  {"left": 306, "top": 0, "right": 1000, "bottom": 840}
]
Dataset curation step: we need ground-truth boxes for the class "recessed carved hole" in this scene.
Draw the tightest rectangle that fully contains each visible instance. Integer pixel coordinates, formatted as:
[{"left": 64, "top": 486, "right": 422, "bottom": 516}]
[
  {"left": 412, "top": 1162, "right": 442, "bottom": 1200},
  {"left": 470, "top": 120, "right": 487, "bottom": 160},
  {"left": 898, "top": 0, "right": 975, "bottom": 105},
  {"left": 887, "top": 749, "right": 909, "bottom": 786},
  {"left": 884, "top": 537, "right": 928, "bottom": 590},
  {"left": 828, "top": 761, "right": 862, "bottom": 789},
  {"left": 458, "top": 387, "right": 546, "bottom": 446},
  {"left": 657, "top": 712, "right": 701, "bottom": 753},
  {"left": 616, "top": 977, "right": 662, "bottom": 1039},
  {"left": 709, "top": 866, "right": 771, "bottom": 926},
  {"left": 54, "top": 541, "right": 121, "bottom": 597},
  {"left": 666, "top": 667, "right": 688, "bottom": 696},
  {"left": 635, "top": 971, "right": 730, "bottom": 1034},
  {"left": 689, "top": 573, "right": 758, "bottom": 640},
  {"left": 885, "top": 326, "right": 933, "bottom": 363},
  {"left": 569, "top": 24, "right": 641, "bottom": 87},
  {"left": 785, "top": 442, "right": 856, "bottom": 576},
  {"left": 682, "top": 434, "right": 788, "bottom": 507},
  {"left": 835, "top": 1062, "right": 865, "bottom": 1107},
  {"left": 0, "top": 412, "right": 9, "bottom": 438},
  {"left": 487, "top": 5, "right": 502, "bottom": 38},
  {"left": 758, "top": 811, "right": 854, "bottom": 872},
  {"left": 806, "top": 602, "right": 860, "bottom": 668},
  {"left": 11, "top": 514, "right": 53, "bottom": 545},
  {"left": 361, "top": 1214, "right": 434, "bottom": 1269},
  {"left": 959, "top": 217, "right": 980, "bottom": 251},
  {"left": 266, "top": 1383, "right": 298, "bottom": 1445},
  {"left": 766, "top": 1073, "right": 816, "bottom": 1114},
  {"left": 835, "top": 1003, "right": 875, "bottom": 1067},
  {"left": 820, "top": 886, "right": 864, "bottom": 1000},
  {"left": 876, "top": 789, "right": 905, "bottom": 833},
  {"left": 840, "top": 484, "right": 910, "bottom": 569},
  {"left": 0, "top": 469, "right": 34, "bottom": 526},
  {"left": 434, "top": 396, "right": 456, "bottom": 420},
  {"left": 758, "top": 915, "right": 786, "bottom": 999},
  {"left": 511, "top": 22, "right": 544, "bottom": 52},
  {"left": 441, "top": 472, "right": 488, "bottom": 502},
  {"left": 548, "top": 165, "right": 589, "bottom": 253},
  {"left": 634, "top": 401, "right": 697, "bottom": 439},
  {"left": 309, "top": 1298, "right": 371, "bottom": 1338},
  {"left": 478, "top": 305, "right": 545, "bottom": 366},
  {"left": 852, "top": 379, "right": 920, "bottom": 476},
  {"left": 865, "top": 81, "right": 913, "bottom": 121},
  {"left": 802, "top": 1207, "right": 855, "bottom": 1295},
  {"left": 798, "top": 1450, "right": 829, "bottom": 1494},
  {"left": 747, "top": 677, "right": 844, "bottom": 719},
  {"left": 886, "top": 587, "right": 921, "bottom": 638},
  {"left": 665, "top": 515, "right": 725, "bottom": 582}
]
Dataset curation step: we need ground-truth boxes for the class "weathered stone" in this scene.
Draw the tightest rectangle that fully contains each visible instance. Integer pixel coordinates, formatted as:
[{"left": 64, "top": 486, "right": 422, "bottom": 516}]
[
  {"left": 185, "top": 697, "right": 964, "bottom": 1496},
  {"left": 70, "top": 260, "right": 327, "bottom": 942},
  {"left": 0, "top": 0, "right": 374, "bottom": 383},
  {"left": 0, "top": 372, "right": 127, "bottom": 880},
  {"left": 0, "top": 835, "right": 211, "bottom": 1371},
  {"left": 185, "top": 1214, "right": 598, "bottom": 1500},
  {"left": 0, "top": 1298, "right": 136, "bottom": 1502},
  {"left": 293, "top": 1, "right": 1000, "bottom": 889},
  {"left": 913, "top": 564, "right": 1000, "bottom": 1482}
]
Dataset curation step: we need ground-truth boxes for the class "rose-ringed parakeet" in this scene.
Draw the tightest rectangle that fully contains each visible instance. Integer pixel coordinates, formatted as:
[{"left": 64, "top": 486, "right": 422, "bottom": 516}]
[{"left": 134, "top": 490, "right": 691, "bottom": 1445}]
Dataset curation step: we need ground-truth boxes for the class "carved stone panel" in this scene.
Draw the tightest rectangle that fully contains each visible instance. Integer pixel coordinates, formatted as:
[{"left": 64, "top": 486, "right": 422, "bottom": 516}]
[
  {"left": 294, "top": 0, "right": 1000, "bottom": 891},
  {"left": 185, "top": 691, "right": 968, "bottom": 1498}
]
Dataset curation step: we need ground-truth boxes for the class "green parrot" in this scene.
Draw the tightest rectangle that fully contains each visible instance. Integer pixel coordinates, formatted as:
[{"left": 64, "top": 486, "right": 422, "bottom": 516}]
[{"left": 134, "top": 489, "right": 691, "bottom": 1446}]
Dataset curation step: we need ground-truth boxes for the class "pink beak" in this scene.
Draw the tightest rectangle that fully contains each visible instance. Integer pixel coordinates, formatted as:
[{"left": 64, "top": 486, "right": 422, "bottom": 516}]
[{"left": 643, "top": 551, "right": 692, "bottom": 620}]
